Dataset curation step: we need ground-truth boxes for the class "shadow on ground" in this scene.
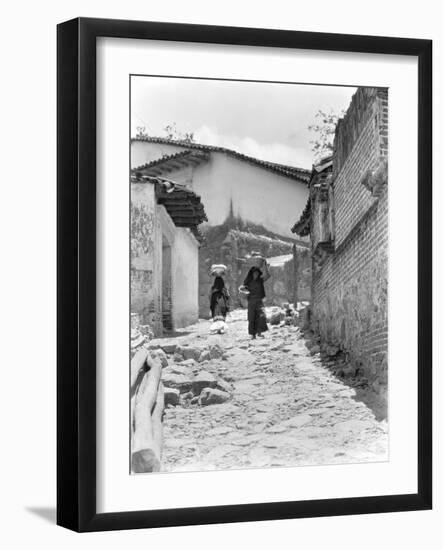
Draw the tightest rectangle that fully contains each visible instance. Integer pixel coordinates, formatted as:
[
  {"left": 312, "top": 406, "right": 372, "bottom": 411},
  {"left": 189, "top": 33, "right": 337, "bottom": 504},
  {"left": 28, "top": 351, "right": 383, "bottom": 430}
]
[
  {"left": 352, "top": 387, "right": 387, "bottom": 422},
  {"left": 302, "top": 329, "right": 388, "bottom": 422},
  {"left": 161, "top": 330, "right": 192, "bottom": 338},
  {"left": 26, "top": 507, "right": 56, "bottom": 524}
]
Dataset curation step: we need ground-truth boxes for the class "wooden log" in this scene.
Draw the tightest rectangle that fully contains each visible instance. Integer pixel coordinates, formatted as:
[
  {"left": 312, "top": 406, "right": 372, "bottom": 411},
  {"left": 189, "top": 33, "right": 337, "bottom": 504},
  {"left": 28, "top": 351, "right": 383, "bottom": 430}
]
[
  {"left": 130, "top": 347, "right": 149, "bottom": 394},
  {"left": 130, "top": 347, "right": 161, "bottom": 396},
  {"left": 130, "top": 350, "right": 148, "bottom": 432},
  {"left": 151, "top": 382, "right": 165, "bottom": 461},
  {"left": 130, "top": 349, "right": 162, "bottom": 437},
  {"left": 140, "top": 352, "right": 162, "bottom": 412},
  {"left": 131, "top": 353, "right": 163, "bottom": 473},
  {"left": 130, "top": 369, "right": 145, "bottom": 433}
]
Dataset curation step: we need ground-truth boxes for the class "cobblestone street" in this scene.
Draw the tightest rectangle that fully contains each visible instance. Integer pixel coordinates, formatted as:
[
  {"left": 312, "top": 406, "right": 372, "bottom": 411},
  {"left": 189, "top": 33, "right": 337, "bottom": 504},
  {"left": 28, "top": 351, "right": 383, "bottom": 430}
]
[{"left": 152, "top": 308, "right": 388, "bottom": 473}]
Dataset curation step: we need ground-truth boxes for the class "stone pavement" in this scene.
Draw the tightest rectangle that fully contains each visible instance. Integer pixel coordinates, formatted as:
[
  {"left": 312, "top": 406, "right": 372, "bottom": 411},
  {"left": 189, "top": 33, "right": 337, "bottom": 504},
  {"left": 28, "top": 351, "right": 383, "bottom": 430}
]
[{"left": 153, "top": 308, "right": 388, "bottom": 473}]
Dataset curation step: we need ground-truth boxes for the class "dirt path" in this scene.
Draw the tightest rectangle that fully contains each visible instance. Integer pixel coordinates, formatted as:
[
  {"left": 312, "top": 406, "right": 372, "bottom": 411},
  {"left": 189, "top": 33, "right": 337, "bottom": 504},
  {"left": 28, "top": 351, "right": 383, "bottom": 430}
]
[{"left": 159, "top": 308, "right": 388, "bottom": 473}]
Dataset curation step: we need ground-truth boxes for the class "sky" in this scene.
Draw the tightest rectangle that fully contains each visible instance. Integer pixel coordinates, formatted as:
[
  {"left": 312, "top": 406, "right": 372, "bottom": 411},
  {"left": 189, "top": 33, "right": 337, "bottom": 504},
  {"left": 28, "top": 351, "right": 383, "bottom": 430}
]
[{"left": 131, "top": 76, "right": 357, "bottom": 170}]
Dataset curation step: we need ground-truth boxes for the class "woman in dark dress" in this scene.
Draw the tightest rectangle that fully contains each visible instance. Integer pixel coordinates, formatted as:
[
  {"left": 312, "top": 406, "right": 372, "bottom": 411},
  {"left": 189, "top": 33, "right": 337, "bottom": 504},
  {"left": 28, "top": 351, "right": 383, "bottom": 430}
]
[
  {"left": 210, "top": 276, "right": 230, "bottom": 321},
  {"left": 242, "top": 263, "right": 271, "bottom": 339}
]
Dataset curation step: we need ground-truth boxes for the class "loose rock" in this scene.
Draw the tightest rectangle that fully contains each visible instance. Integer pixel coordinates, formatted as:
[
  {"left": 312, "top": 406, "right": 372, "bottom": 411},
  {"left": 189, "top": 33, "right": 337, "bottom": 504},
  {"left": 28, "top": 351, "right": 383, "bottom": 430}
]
[
  {"left": 163, "top": 364, "right": 193, "bottom": 378},
  {"left": 164, "top": 387, "right": 180, "bottom": 407},
  {"left": 161, "top": 373, "right": 193, "bottom": 393},
  {"left": 216, "top": 378, "right": 233, "bottom": 393},
  {"left": 176, "top": 345, "right": 202, "bottom": 362},
  {"left": 200, "top": 350, "right": 211, "bottom": 362},
  {"left": 151, "top": 348, "right": 169, "bottom": 367},
  {"left": 199, "top": 387, "right": 230, "bottom": 406},
  {"left": 192, "top": 371, "right": 217, "bottom": 395},
  {"left": 209, "top": 344, "right": 224, "bottom": 360}
]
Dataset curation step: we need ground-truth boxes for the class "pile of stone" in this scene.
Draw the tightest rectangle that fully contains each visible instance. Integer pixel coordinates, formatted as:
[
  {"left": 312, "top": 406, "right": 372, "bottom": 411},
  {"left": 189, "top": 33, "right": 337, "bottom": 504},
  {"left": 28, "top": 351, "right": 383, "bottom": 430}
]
[
  {"left": 148, "top": 341, "right": 232, "bottom": 408},
  {"left": 295, "top": 305, "right": 311, "bottom": 331},
  {"left": 130, "top": 322, "right": 154, "bottom": 358},
  {"left": 266, "top": 305, "right": 299, "bottom": 327}
]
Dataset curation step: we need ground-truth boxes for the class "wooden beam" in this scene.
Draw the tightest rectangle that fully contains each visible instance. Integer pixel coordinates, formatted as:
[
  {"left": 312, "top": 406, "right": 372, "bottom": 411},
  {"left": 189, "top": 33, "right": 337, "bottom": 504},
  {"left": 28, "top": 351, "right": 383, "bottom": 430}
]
[
  {"left": 164, "top": 208, "right": 201, "bottom": 216},
  {"left": 169, "top": 161, "right": 187, "bottom": 170},
  {"left": 160, "top": 198, "right": 200, "bottom": 204},
  {"left": 157, "top": 191, "right": 193, "bottom": 200},
  {"left": 161, "top": 204, "right": 200, "bottom": 212},
  {"left": 174, "top": 221, "right": 202, "bottom": 228}
]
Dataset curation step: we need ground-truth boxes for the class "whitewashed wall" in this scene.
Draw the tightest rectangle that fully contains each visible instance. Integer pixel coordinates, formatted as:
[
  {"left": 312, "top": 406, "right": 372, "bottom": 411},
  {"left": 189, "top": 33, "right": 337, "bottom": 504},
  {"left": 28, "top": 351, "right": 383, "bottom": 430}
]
[
  {"left": 172, "top": 228, "right": 200, "bottom": 328},
  {"left": 131, "top": 142, "right": 309, "bottom": 238}
]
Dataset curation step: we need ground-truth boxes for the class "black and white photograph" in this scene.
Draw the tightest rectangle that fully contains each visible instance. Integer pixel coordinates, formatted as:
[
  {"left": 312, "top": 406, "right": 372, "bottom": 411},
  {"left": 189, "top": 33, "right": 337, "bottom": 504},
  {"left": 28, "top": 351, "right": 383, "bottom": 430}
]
[
  {"left": 129, "top": 76, "right": 389, "bottom": 474},
  {"left": 0, "top": 0, "right": 437, "bottom": 543}
]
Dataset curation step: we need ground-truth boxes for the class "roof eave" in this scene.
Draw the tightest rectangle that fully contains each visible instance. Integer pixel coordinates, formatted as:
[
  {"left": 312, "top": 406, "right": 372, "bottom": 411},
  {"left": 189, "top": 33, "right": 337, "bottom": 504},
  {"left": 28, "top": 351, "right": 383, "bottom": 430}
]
[{"left": 132, "top": 136, "right": 310, "bottom": 184}]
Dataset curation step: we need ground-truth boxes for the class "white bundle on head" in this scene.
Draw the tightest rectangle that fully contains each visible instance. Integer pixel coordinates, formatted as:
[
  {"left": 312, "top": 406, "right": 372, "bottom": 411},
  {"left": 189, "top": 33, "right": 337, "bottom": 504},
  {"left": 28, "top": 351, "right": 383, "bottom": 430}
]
[{"left": 210, "top": 263, "right": 227, "bottom": 276}]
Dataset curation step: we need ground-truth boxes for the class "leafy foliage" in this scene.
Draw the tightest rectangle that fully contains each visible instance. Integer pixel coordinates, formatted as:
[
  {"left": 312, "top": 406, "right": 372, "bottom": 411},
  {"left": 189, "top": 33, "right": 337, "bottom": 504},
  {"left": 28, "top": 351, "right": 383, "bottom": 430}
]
[
  {"left": 308, "top": 109, "right": 345, "bottom": 162},
  {"left": 163, "top": 123, "right": 195, "bottom": 143},
  {"left": 135, "top": 126, "right": 148, "bottom": 138},
  {"left": 135, "top": 122, "right": 196, "bottom": 143}
]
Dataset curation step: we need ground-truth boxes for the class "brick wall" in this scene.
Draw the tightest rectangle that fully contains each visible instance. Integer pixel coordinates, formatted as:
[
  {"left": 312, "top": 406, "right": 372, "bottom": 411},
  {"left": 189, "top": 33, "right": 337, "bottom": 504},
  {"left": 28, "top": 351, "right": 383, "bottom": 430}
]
[
  {"left": 333, "top": 88, "right": 388, "bottom": 247},
  {"left": 311, "top": 87, "right": 388, "bottom": 395}
]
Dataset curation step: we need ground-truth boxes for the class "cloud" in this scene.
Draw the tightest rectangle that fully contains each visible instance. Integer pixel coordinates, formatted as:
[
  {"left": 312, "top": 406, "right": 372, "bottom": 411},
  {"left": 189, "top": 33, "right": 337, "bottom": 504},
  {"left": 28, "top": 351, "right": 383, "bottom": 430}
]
[{"left": 193, "top": 125, "right": 314, "bottom": 169}]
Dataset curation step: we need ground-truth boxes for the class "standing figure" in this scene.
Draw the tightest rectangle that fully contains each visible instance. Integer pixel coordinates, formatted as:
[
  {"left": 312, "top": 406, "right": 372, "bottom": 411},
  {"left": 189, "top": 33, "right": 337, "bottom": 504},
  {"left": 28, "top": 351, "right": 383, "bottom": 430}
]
[
  {"left": 209, "top": 276, "right": 230, "bottom": 333},
  {"left": 242, "top": 262, "right": 271, "bottom": 339}
]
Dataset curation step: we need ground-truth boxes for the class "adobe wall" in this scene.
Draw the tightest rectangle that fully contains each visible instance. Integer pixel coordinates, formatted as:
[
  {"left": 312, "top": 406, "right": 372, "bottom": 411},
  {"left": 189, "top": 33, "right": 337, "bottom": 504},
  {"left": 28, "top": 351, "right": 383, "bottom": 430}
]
[
  {"left": 131, "top": 183, "right": 200, "bottom": 335},
  {"left": 192, "top": 153, "right": 309, "bottom": 239},
  {"left": 171, "top": 228, "right": 200, "bottom": 328},
  {"left": 130, "top": 182, "right": 163, "bottom": 335},
  {"left": 131, "top": 142, "right": 310, "bottom": 240}
]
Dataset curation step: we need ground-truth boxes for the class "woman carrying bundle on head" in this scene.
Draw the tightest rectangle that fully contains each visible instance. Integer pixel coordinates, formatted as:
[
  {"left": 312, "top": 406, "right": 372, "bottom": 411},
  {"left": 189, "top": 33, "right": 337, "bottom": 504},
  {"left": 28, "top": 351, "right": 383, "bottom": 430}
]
[
  {"left": 240, "top": 257, "right": 271, "bottom": 339},
  {"left": 209, "top": 265, "right": 230, "bottom": 334}
]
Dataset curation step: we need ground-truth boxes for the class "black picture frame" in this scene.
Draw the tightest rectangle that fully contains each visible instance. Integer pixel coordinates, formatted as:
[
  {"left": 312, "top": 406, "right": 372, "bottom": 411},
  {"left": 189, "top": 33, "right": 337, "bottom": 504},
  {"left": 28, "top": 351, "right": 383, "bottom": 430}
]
[{"left": 57, "top": 17, "right": 432, "bottom": 532}]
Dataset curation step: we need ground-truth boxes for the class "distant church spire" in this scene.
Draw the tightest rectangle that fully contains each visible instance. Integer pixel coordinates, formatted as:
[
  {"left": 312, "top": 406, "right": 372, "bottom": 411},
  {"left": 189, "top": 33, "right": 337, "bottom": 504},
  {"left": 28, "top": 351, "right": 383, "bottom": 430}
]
[{"left": 228, "top": 197, "right": 234, "bottom": 221}]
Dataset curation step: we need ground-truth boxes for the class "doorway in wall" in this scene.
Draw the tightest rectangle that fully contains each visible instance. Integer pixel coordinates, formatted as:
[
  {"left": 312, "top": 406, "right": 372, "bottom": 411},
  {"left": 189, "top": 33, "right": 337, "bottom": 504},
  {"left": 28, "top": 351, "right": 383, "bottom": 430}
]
[{"left": 162, "top": 237, "right": 173, "bottom": 332}]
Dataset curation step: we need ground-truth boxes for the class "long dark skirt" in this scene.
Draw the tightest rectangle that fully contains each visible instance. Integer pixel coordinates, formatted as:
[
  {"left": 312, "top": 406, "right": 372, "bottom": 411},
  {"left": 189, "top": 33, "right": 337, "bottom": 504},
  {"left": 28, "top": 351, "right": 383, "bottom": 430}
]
[
  {"left": 247, "top": 298, "right": 268, "bottom": 336},
  {"left": 211, "top": 292, "right": 229, "bottom": 320}
]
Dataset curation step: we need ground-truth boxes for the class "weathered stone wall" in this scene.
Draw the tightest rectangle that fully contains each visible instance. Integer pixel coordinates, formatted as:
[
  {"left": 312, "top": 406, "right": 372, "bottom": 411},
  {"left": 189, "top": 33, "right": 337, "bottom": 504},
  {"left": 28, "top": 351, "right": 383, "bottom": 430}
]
[
  {"left": 266, "top": 254, "right": 296, "bottom": 305},
  {"left": 131, "top": 183, "right": 201, "bottom": 335},
  {"left": 311, "top": 87, "right": 388, "bottom": 395},
  {"left": 311, "top": 183, "right": 334, "bottom": 250},
  {"left": 294, "top": 245, "right": 311, "bottom": 303},
  {"left": 312, "top": 187, "right": 388, "bottom": 389},
  {"left": 131, "top": 182, "right": 163, "bottom": 335}
]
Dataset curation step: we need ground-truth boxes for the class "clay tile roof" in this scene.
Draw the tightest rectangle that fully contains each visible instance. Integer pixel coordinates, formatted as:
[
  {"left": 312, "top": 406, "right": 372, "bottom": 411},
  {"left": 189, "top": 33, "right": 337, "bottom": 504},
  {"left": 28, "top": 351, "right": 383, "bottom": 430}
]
[
  {"left": 131, "top": 173, "right": 207, "bottom": 229},
  {"left": 132, "top": 149, "right": 209, "bottom": 175},
  {"left": 291, "top": 156, "right": 334, "bottom": 236},
  {"left": 291, "top": 198, "right": 311, "bottom": 236},
  {"left": 314, "top": 158, "right": 333, "bottom": 173},
  {"left": 131, "top": 136, "right": 310, "bottom": 184}
]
